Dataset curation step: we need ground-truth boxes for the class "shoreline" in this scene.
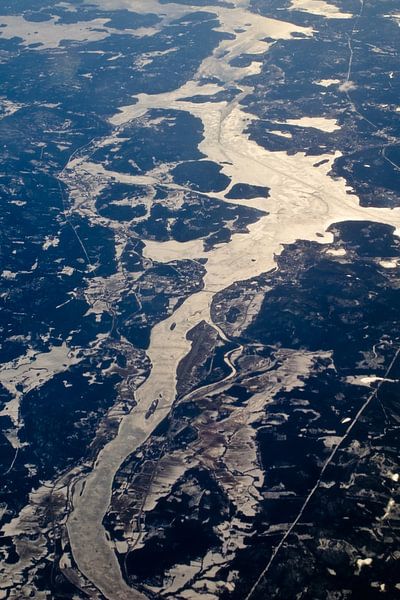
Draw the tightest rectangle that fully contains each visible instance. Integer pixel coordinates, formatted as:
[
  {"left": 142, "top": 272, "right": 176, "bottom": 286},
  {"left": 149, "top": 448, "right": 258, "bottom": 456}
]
[{"left": 64, "top": 1, "right": 400, "bottom": 598}]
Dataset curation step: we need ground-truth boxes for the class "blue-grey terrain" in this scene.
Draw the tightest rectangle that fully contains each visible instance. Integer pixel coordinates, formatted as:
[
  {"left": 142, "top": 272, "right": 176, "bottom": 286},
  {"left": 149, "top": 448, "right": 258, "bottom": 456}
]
[{"left": 0, "top": 1, "right": 399, "bottom": 599}]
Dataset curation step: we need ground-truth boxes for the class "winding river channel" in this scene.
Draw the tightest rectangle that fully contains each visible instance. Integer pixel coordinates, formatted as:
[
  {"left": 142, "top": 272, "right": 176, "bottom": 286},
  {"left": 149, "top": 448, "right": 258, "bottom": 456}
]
[{"left": 65, "top": 1, "right": 400, "bottom": 598}]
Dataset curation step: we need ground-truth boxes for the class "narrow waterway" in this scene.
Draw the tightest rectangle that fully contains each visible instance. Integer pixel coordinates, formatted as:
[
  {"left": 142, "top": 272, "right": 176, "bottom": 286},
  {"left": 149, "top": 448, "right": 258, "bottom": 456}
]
[{"left": 66, "top": 1, "right": 400, "bottom": 598}]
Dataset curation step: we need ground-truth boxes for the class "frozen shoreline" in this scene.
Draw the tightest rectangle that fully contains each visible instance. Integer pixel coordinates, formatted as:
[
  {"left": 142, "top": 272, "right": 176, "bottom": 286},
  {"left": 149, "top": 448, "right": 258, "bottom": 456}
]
[{"left": 64, "top": 1, "right": 400, "bottom": 598}]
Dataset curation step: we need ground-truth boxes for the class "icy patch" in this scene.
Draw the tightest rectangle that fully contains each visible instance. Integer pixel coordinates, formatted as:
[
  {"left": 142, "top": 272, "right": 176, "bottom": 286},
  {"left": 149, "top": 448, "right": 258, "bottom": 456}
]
[
  {"left": 0, "top": 343, "right": 82, "bottom": 438},
  {"left": 315, "top": 78, "right": 341, "bottom": 87},
  {"left": 278, "top": 116, "right": 341, "bottom": 132},
  {"left": 356, "top": 557, "right": 373, "bottom": 574},
  {"left": 326, "top": 247, "right": 346, "bottom": 257},
  {"left": 289, "top": 0, "right": 353, "bottom": 19},
  {"left": 270, "top": 129, "right": 293, "bottom": 138},
  {"left": 379, "top": 259, "right": 398, "bottom": 269}
]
